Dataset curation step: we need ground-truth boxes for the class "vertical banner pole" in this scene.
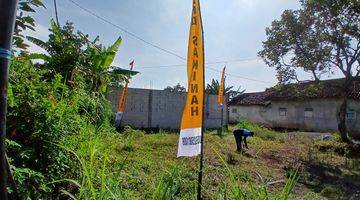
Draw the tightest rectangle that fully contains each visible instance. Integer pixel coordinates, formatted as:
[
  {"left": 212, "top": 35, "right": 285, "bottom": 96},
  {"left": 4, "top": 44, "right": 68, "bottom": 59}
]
[
  {"left": 0, "top": 0, "right": 19, "bottom": 199},
  {"left": 197, "top": 0, "right": 205, "bottom": 198},
  {"left": 197, "top": 135, "right": 204, "bottom": 200},
  {"left": 177, "top": 0, "right": 205, "bottom": 198}
]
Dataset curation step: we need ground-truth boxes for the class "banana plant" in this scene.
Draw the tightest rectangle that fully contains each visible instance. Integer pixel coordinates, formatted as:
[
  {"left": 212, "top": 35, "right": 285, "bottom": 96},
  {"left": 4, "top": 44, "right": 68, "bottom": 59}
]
[
  {"left": 27, "top": 19, "right": 138, "bottom": 93},
  {"left": 83, "top": 36, "right": 138, "bottom": 93}
]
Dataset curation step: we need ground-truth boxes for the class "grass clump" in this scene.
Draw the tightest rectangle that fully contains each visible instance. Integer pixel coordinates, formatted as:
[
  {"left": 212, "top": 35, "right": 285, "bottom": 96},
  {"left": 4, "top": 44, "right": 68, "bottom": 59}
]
[
  {"left": 314, "top": 140, "right": 349, "bottom": 156},
  {"left": 153, "top": 167, "right": 185, "bottom": 200},
  {"left": 120, "top": 126, "right": 145, "bottom": 152},
  {"left": 61, "top": 124, "right": 130, "bottom": 199}
]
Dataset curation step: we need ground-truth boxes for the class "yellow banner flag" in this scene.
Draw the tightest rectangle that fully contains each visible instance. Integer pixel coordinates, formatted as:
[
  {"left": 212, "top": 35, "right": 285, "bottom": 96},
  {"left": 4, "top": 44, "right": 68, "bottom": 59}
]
[
  {"left": 115, "top": 60, "right": 135, "bottom": 128},
  {"left": 177, "top": 0, "right": 205, "bottom": 157},
  {"left": 217, "top": 66, "right": 226, "bottom": 107}
]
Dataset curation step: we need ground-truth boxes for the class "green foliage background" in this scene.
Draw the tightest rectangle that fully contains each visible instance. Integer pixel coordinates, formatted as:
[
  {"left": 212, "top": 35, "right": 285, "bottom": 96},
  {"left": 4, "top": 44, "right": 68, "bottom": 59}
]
[{"left": 6, "top": 19, "right": 132, "bottom": 198}]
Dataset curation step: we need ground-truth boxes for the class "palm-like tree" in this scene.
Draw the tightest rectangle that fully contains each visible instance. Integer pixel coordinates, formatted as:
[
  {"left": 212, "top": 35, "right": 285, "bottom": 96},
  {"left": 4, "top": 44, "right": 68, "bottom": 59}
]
[
  {"left": 205, "top": 79, "right": 245, "bottom": 100},
  {"left": 164, "top": 83, "right": 186, "bottom": 93}
]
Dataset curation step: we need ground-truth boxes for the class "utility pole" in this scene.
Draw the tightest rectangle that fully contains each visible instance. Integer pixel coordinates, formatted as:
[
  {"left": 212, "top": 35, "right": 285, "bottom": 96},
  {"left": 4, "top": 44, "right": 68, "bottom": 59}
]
[
  {"left": 53, "top": 0, "right": 60, "bottom": 27},
  {"left": 0, "top": 0, "right": 19, "bottom": 199}
]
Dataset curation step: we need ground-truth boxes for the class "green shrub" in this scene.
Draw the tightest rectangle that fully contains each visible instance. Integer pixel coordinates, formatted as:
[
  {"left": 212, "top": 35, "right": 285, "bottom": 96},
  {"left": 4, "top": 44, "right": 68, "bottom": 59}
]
[
  {"left": 6, "top": 35, "right": 125, "bottom": 199},
  {"left": 5, "top": 17, "right": 135, "bottom": 198},
  {"left": 237, "top": 120, "right": 279, "bottom": 141},
  {"left": 7, "top": 58, "right": 79, "bottom": 198},
  {"left": 237, "top": 120, "right": 258, "bottom": 130}
]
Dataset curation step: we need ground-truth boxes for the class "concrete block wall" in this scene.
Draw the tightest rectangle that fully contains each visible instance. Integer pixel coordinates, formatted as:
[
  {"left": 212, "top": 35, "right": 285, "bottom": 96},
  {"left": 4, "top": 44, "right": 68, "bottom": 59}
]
[
  {"left": 150, "top": 90, "right": 185, "bottom": 129},
  {"left": 108, "top": 88, "right": 228, "bottom": 129}
]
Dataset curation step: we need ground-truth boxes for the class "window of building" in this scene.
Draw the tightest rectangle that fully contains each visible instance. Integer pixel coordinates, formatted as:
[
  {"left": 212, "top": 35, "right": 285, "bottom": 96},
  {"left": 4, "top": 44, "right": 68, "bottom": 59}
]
[
  {"left": 232, "top": 108, "right": 237, "bottom": 113},
  {"left": 346, "top": 110, "right": 356, "bottom": 120},
  {"left": 304, "top": 108, "right": 314, "bottom": 118},
  {"left": 279, "top": 108, "right": 287, "bottom": 116}
]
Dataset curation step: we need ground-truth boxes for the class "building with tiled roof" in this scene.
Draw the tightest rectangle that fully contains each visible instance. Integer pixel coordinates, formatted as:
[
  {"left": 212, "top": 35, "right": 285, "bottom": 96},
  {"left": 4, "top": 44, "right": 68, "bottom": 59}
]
[{"left": 229, "top": 78, "right": 360, "bottom": 138}]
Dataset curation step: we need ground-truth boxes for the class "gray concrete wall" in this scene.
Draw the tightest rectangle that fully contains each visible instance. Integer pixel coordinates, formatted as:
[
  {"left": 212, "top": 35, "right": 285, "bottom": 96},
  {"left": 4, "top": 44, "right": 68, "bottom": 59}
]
[
  {"left": 229, "top": 99, "right": 360, "bottom": 137},
  {"left": 108, "top": 88, "right": 228, "bottom": 129},
  {"left": 229, "top": 105, "right": 267, "bottom": 124}
]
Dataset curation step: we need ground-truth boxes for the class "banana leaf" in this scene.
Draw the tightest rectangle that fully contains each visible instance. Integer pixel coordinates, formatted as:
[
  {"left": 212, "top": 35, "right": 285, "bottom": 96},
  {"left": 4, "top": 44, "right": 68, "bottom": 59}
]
[
  {"left": 108, "top": 66, "right": 139, "bottom": 76},
  {"left": 102, "top": 37, "right": 122, "bottom": 67}
]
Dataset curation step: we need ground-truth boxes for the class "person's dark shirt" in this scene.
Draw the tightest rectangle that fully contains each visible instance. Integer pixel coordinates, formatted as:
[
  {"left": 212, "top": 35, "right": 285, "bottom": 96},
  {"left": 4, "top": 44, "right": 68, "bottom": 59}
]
[{"left": 233, "top": 128, "right": 253, "bottom": 138}]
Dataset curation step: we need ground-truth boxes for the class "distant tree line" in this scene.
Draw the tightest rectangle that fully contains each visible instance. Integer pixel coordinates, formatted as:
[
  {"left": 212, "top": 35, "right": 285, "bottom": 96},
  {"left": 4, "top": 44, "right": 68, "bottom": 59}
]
[{"left": 164, "top": 80, "right": 245, "bottom": 100}]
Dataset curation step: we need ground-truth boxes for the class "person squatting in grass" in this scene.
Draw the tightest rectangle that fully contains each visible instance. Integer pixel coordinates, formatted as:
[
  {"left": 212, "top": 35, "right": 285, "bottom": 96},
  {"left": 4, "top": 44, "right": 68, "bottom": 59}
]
[{"left": 233, "top": 128, "right": 255, "bottom": 152}]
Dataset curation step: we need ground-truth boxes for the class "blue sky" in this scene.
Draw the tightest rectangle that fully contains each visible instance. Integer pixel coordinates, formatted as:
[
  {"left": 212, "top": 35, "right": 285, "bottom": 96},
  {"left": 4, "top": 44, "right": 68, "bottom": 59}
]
[{"left": 28, "top": 0, "right": 307, "bottom": 92}]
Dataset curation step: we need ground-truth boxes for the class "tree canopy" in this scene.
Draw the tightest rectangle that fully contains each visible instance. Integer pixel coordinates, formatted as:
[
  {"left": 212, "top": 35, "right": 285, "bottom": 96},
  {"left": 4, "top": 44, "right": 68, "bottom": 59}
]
[
  {"left": 259, "top": 0, "right": 360, "bottom": 142},
  {"left": 259, "top": 0, "right": 359, "bottom": 83}
]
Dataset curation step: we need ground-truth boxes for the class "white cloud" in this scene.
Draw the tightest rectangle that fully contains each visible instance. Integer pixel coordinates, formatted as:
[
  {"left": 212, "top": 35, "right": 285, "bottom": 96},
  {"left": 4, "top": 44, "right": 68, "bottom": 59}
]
[
  {"left": 25, "top": 23, "right": 50, "bottom": 54},
  {"left": 233, "top": 0, "right": 258, "bottom": 9},
  {"left": 238, "top": 0, "right": 256, "bottom": 4}
]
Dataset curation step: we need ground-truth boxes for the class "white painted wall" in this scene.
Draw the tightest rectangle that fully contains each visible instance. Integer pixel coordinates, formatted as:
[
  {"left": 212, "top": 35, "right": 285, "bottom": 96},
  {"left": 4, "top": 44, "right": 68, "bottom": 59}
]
[{"left": 229, "top": 99, "right": 360, "bottom": 137}]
